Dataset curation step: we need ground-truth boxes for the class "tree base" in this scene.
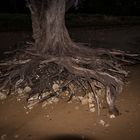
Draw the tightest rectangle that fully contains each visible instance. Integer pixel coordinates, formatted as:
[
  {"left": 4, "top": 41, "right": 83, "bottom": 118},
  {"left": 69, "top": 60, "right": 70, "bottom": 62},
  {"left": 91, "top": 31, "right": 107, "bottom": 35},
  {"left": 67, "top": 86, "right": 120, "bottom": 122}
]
[{"left": 0, "top": 41, "right": 139, "bottom": 116}]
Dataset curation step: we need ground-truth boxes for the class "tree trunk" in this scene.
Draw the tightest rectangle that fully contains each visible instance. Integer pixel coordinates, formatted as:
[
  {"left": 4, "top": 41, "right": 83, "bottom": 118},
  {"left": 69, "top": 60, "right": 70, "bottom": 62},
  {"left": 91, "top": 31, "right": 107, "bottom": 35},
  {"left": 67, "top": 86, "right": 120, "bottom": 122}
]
[
  {"left": 25, "top": 0, "right": 127, "bottom": 115},
  {"left": 27, "top": 0, "right": 73, "bottom": 56}
]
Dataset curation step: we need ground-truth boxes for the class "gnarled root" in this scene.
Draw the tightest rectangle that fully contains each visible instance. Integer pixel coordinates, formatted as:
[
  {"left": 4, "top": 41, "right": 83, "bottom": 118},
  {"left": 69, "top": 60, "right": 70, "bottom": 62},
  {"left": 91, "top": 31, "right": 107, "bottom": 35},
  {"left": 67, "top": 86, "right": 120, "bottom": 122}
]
[{"left": 0, "top": 44, "right": 139, "bottom": 116}]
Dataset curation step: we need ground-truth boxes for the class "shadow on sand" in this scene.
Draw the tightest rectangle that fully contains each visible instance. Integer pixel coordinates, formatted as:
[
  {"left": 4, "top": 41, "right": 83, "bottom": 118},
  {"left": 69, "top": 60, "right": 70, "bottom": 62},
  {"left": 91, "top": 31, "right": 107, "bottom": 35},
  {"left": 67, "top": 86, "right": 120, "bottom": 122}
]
[{"left": 41, "top": 134, "right": 97, "bottom": 140}]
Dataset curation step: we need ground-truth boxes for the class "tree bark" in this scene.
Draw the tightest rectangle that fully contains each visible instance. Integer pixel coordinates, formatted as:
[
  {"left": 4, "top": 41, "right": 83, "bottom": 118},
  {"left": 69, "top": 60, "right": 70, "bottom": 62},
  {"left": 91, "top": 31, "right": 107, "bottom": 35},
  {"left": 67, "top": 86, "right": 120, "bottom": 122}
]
[
  {"left": 27, "top": 0, "right": 73, "bottom": 56},
  {"left": 25, "top": 0, "right": 125, "bottom": 115}
]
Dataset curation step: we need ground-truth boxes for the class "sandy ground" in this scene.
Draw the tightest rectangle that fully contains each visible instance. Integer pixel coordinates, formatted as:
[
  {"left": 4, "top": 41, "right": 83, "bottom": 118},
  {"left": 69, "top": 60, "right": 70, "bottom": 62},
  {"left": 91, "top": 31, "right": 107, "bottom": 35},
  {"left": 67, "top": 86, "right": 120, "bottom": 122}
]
[{"left": 0, "top": 26, "right": 140, "bottom": 140}]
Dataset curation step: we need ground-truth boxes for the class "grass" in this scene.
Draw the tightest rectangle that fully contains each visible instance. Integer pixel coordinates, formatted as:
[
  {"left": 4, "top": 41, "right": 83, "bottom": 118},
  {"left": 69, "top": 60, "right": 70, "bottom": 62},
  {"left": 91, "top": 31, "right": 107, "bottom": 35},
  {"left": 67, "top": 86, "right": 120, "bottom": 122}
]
[{"left": 0, "top": 13, "right": 140, "bottom": 31}]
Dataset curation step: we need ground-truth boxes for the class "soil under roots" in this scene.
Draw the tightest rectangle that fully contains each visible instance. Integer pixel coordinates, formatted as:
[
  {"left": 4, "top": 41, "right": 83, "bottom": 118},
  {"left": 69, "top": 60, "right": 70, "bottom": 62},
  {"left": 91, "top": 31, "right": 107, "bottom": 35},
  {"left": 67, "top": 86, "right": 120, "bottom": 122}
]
[{"left": 0, "top": 40, "right": 139, "bottom": 116}]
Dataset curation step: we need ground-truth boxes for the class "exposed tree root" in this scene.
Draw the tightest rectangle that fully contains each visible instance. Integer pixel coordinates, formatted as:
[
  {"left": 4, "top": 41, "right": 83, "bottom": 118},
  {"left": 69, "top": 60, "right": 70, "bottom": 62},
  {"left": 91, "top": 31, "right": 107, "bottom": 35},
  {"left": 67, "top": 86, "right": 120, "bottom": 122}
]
[{"left": 0, "top": 42, "right": 139, "bottom": 116}]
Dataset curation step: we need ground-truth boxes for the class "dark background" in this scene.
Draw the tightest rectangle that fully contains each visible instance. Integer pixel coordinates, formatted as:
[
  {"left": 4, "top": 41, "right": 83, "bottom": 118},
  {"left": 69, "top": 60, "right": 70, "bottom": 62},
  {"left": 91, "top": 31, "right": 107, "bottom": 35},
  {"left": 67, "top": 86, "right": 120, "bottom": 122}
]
[{"left": 0, "top": 0, "right": 140, "bottom": 16}]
